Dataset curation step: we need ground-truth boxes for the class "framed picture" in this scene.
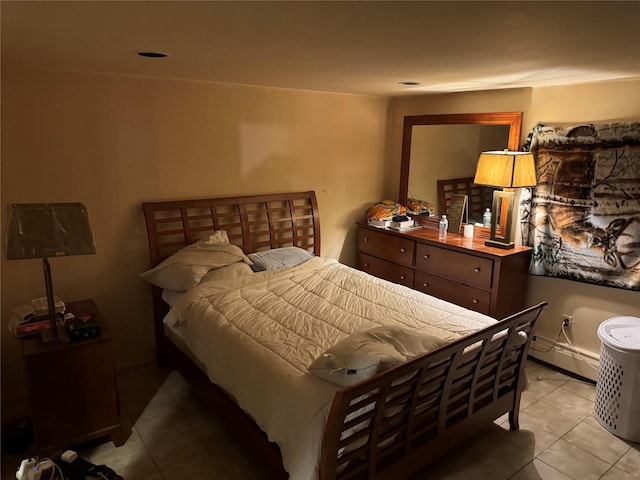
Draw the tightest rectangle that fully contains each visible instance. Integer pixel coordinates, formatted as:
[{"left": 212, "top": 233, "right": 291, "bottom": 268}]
[{"left": 447, "top": 194, "right": 467, "bottom": 235}]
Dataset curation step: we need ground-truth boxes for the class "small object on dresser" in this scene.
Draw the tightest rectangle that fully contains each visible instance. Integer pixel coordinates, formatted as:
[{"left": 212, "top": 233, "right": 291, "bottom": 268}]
[
  {"left": 65, "top": 314, "right": 101, "bottom": 341},
  {"left": 367, "top": 219, "right": 391, "bottom": 228},
  {"left": 483, "top": 208, "right": 492, "bottom": 228},
  {"left": 389, "top": 214, "right": 415, "bottom": 229},
  {"left": 439, "top": 215, "right": 448, "bottom": 239},
  {"left": 463, "top": 224, "right": 474, "bottom": 238}
]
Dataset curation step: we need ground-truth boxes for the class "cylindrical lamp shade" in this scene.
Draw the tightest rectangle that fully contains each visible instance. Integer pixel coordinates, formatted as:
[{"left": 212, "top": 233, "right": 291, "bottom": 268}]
[{"left": 473, "top": 151, "right": 537, "bottom": 188}]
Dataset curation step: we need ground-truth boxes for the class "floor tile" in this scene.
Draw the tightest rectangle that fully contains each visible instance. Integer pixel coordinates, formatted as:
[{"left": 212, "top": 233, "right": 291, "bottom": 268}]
[
  {"left": 614, "top": 446, "right": 640, "bottom": 479},
  {"left": 510, "top": 458, "right": 573, "bottom": 480},
  {"left": 601, "top": 466, "right": 638, "bottom": 480},
  {"left": 161, "top": 450, "right": 230, "bottom": 480},
  {"left": 537, "top": 438, "right": 612, "bottom": 480},
  {"left": 143, "top": 421, "right": 209, "bottom": 468},
  {"left": 6, "top": 358, "right": 634, "bottom": 480},
  {"left": 463, "top": 427, "right": 533, "bottom": 478},
  {"left": 520, "top": 400, "right": 585, "bottom": 438},
  {"left": 417, "top": 450, "right": 505, "bottom": 480},
  {"left": 540, "top": 387, "right": 595, "bottom": 419},
  {"left": 495, "top": 420, "right": 560, "bottom": 457},
  {"left": 526, "top": 361, "right": 571, "bottom": 387},
  {"left": 131, "top": 472, "right": 166, "bottom": 480},
  {"left": 560, "top": 379, "right": 596, "bottom": 402},
  {"left": 87, "top": 440, "right": 159, "bottom": 480},
  {"left": 563, "top": 420, "right": 631, "bottom": 464}
]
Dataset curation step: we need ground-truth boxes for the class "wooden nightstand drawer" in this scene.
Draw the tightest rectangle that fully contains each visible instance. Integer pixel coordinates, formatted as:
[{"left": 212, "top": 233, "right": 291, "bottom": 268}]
[
  {"left": 414, "top": 271, "right": 491, "bottom": 314},
  {"left": 359, "top": 253, "right": 414, "bottom": 288},
  {"left": 358, "top": 228, "right": 415, "bottom": 267},
  {"left": 415, "top": 243, "right": 493, "bottom": 290}
]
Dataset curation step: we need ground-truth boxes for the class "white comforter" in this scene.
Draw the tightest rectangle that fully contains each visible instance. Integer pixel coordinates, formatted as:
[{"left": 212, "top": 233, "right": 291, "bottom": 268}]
[{"left": 165, "top": 256, "right": 497, "bottom": 480}]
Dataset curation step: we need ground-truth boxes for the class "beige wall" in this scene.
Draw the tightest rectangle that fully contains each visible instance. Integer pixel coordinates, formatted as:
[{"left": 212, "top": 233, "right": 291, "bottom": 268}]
[
  {"left": 391, "top": 80, "right": 640, "bottom": 380},
  {"left": 1, "top": 66, "right": 390, "bottom": 421},
  {"left": 2, "top": 67, "right": 638, "bottom": 421}
]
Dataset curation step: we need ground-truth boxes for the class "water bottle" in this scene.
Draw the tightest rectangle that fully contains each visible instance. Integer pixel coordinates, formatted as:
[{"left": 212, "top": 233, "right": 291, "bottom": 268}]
[
  {"left": 483, "top": 208, "right": 492, "bottom": 228},
  {"left": 439, "top": 214, "right": 448, "bottom": 239}
]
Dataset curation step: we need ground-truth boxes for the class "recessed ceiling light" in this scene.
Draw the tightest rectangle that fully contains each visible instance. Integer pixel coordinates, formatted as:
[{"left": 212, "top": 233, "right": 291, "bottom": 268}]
[
  {"left": 137, "top": 52, "right": 168, "bottom": 58},
  {"left": 398, "top": 81, "right": 420, "bottom": 86}
]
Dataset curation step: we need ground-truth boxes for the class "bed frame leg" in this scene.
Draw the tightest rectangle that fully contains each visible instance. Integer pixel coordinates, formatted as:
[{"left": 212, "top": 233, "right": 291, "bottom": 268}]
[
  {"left": 156, "top": 351, "right": 166, "bottom": 368},
  {"left": 508, "top": 409, "right": 520, "bottom": 430}
]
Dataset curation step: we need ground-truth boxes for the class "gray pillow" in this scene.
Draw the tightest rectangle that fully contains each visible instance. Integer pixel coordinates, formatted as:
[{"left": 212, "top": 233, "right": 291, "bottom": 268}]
[{"left": 247, "top": 246, "right": 314, "bottom": 272}]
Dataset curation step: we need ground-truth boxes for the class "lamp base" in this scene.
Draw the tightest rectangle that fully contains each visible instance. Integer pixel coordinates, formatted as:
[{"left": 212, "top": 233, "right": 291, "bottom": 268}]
[
  {"left": 484, "top": 239, "right": 515, "bottom": 250},
  {"left": 40, "top": 319, "right": 69, "bottom": 343}
]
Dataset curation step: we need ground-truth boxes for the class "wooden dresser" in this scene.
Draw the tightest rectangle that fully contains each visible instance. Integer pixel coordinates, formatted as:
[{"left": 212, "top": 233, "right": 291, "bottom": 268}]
[{"left": 357, "top": 223, "right": 532, "bottom": 318}]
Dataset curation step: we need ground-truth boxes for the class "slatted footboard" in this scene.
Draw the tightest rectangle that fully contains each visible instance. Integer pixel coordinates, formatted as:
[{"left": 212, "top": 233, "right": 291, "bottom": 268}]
[{"left": 320, "top": 302, "right": 547, "bottom": 480}]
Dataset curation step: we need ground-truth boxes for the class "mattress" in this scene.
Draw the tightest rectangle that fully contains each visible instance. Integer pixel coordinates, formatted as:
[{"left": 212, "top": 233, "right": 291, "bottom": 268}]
[{"left": 163, "top": 256, "right": 497, "bottom": 480}]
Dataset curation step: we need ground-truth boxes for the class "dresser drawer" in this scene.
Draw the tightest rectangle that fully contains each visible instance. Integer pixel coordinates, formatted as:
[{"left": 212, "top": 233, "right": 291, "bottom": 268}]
[
  {"left": 358, "top": 228, "right": 415, "bottom": 267},
  {"left": 414, "top": 271, "right": 491, "bottom": 314},
  {"left": 415, "top": 243, "right": 493, "bottom": 290},
  {"left": 359, "top": 253, "right": 414, "bottom": 288}
]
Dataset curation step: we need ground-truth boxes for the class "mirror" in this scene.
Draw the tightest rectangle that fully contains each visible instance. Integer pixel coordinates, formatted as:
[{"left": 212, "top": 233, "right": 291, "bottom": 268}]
[{"left": 399, "top": 112, "right": 523, "bottom": 226}]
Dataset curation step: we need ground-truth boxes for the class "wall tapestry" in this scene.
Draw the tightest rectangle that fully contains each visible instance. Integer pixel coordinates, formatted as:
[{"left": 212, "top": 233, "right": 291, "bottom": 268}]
[{"left": 522, "top": 121, "right": 640, "bottom": 291}]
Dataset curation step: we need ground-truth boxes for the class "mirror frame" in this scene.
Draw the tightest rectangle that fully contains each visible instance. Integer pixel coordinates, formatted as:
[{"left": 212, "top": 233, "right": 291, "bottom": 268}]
[{"left": 398, "top": 112, "right": 523, "bottom": 207}]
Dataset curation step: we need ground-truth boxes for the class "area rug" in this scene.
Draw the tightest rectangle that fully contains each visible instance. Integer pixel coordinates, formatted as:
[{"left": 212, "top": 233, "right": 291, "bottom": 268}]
[{"left": 522, "top": 121, "right": 640, "bottom": 291}]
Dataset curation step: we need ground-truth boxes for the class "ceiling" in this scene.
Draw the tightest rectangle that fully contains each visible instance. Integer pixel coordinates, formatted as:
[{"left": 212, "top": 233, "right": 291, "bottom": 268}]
[{"left": 2, "top": 1, "right": 639, "bottom": 97}]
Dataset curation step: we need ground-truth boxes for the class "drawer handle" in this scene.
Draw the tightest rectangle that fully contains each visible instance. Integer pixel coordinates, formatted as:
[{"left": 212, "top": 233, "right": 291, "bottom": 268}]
[
  {"left": 473, "top": 299, "right": 479, "bottom": 304},
  {"left": 364, "top": 262, "right": 370, "bottom": 267},
  {"left": 423, "top": 282, "right": 429, "bottom": 287},
  {"left": 474, "top": 267, "right": 481, "bottom": 273},
  {"left": 400, "top": 247, "right": 406, "bottom": 253},
  {"left": 400, "top": 275, "right": 406, "bottom": 280},
  {"left": 423, "top": 254, "right": 430, "bottom": 259},
  {"left": 364, "top": 237, "right": 369, "bottom": 242}
]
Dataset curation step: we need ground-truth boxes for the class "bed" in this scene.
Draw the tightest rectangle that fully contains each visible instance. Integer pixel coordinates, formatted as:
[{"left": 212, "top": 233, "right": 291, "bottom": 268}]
[{"left": 141, "top": 190, "right": 546, "bottom": 480}]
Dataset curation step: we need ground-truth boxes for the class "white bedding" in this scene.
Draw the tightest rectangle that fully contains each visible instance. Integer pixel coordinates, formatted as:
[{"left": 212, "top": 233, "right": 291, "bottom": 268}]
[{"left": 164, "top": 256, "right": 498, "bottom": 480}]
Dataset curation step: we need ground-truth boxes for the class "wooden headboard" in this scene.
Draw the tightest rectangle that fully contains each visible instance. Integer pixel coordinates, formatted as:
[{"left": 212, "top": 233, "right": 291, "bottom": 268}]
[
  {"left": 437, "top": 177, "right": 494, "bottom": 221},
  {"left": 142, "top": 191, "right": 320, "bottom": 268}
]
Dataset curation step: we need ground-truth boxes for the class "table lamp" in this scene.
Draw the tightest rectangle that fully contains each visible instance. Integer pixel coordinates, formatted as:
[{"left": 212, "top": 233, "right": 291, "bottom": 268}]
[
  {"left": 473, "top": 150, "right": 537, "bottom": 249},
  {"left": 5, "top": 203, "right": 96, "bottom": 341}
]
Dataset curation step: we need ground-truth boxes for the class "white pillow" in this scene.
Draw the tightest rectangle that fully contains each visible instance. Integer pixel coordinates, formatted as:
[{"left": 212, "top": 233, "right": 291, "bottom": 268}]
[
  {"left": 161, "top": 289, "right": 184, "bottom": 306},
  {"left": 139, "top": 231, "right": 251, "bottom": 291},
  {"left": 199, "top": 262, "right": 254, "bottom": 284},
  {"left": 308, "top": 326, "right": 448, "bottom": 387},
  {"left": 247, "top": 246, "right": 314, "bottom": 272}
]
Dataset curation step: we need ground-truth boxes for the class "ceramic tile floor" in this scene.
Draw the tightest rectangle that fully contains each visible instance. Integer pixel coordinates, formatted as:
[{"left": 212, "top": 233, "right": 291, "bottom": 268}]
[{"left": 3, "top": 359, "right": 639, "bottom": 480}]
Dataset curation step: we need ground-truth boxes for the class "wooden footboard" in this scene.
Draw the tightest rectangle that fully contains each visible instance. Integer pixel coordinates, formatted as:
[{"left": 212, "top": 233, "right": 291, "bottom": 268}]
[{"left": 320, "top": 302, "right": 547, "bottom": 480}]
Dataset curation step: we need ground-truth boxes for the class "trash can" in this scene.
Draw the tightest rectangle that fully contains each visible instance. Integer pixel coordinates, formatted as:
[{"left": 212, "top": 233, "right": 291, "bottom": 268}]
[{"left": 594, "top": 316, "right": 640, "bottom": 442}]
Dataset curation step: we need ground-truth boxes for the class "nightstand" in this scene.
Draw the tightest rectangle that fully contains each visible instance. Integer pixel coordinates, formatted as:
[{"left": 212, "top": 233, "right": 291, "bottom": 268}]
[{"left": 20, "top": 299, "right": 125, "bottom": 453}]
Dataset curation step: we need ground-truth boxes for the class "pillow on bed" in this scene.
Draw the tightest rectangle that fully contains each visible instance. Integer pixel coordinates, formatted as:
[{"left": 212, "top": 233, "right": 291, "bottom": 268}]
[
  {"left": 247, "top": 246, "right": 314, "bottom": 272},
  {"left": 308, "top": 326, "right": 448, "bottom": 387},
  {"left": 199, "top": 261, "right": 254, "bottom": 283},
  {"left": 139, "top": 231, "right": 251, "bottom": 291},
  {"left": 161, "top": 289, "right": 184, "bottom": 307}
]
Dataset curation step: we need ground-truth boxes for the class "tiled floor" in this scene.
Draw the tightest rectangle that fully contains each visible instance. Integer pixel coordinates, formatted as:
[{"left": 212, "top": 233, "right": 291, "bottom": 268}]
[{"left": 3, "top": 359, "right": 639, "bottom": 479}]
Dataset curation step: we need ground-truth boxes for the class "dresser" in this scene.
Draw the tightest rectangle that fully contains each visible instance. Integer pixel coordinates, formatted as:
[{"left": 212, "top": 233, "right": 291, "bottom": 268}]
[{"left": 357, "top": 223, "right": 532, "bottom": 318}]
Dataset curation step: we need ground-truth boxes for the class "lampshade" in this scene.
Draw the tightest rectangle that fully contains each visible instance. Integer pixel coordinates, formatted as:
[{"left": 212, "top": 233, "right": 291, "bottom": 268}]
[
  {"left": 473, "top": 150, "right": 537, "bottom": 188},
  {"left": 5, "top": 202, "right": 95, "bottom": 341},
  {"left": 6, "top": 203, "right": 96, "bottom": 259},
  {"left": 473, "top": 150, "right": 536, "bottom": 249}
]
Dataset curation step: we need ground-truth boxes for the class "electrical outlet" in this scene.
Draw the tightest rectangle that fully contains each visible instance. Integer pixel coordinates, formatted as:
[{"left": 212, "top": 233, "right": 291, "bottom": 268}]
[{"left": 562, "top": 314, "right": 573, "bottom": 327}]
